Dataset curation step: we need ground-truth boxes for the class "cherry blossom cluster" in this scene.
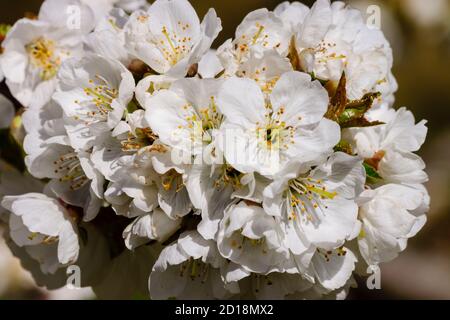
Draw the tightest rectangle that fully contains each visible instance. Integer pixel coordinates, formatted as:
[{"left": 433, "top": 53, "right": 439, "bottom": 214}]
[{"left": 0, "top": 0, "right": 429, "bottom": 299}]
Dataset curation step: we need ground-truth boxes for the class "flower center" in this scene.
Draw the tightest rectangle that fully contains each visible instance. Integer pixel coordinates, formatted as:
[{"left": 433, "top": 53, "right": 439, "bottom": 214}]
[
  {"left": 121, "top": 128, "right": 158, "bottom": 153},
  {"left": 179, "top": 97, "right": 222, "bottom": 144},
  {"left": 74, "top": 75, "right": 118, "bottom": 125},
  {"left": 198, "top": 97, "right": 223, "bottom": 132},
  {"left": 230, "top": 234, "right": 268, "bottom": 254},
  {"left": 161, "top": 169, "right": 184, "bottom": 192},
  {"left": 178, "top": 258, "right": 211, "bottom": 282},
  {"left": 53, "top": 152, "right": 88, "bottom": 190},
  {"left": 159, "top": 24, "right": 192, "bottom": 66},
  {"left": 214, "top": 165, "right": 243, "bottom": 190},
  {"left": 26, "top": 37, "right": 62, "bottom": 80},
  {"left": 286, "top": 177, "right": 337, "bottom": 222},
  {"left": 301, "top": 41, "right": 347, "bottom": 69},
  {"left": 256, "top": 107, "right": 295, "bottom": 152},
  {"left": 236, "top": 23, "right": 270, "bottom": 58},
  {"left": 252, "top": 24, "right": 266, "bottom": 45}
]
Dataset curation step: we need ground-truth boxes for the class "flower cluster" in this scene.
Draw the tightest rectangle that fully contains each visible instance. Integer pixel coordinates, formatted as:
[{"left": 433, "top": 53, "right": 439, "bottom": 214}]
[{"left": 0, "top": 0, "right": 429, "bottom": 299}]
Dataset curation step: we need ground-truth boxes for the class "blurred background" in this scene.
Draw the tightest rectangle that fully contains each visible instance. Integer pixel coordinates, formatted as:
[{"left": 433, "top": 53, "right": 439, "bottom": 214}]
[{"left": 0, "top": 0, "right": 449, "bottom": 300}]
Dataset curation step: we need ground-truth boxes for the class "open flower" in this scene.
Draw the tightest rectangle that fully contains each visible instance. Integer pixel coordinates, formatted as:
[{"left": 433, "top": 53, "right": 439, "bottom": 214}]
[
  {"left": 1, "top": 193, "right": 80, "bottom": 274},
  {"left": 235, "top": 50, "right": 293, "bottom": 94},
  {"left": 1, "top": 19, "right": 83, "bottom": 107},
  {"left": 0, "top": 0, "right": 110, "bottom": 107},
  {"left": 217, "top": 202, "right": 292, "bottom": 274},
  {"left": 93, "top": 109, "right": 192, "bottom": 219},
  {"left": 145, "top": 77, "right": 223, "bottom": 160},
  {"left": 217, "top": 8, "right": 290, "bottom": 76},
  {"left": 186, "top": 164, "right": 266, "bottom": 241},
  {"left": 357, "top": 184, "right": 429, "bottom": 266},
  {"left": 149, "top": 231, "right": 239, "bottom": 299},
  {"left": 293, "top": 0, "right": 397, "bottom": 102},
  {"left": 263, "top": 152, "right": 365, "bottom": 256},
  {"left": 124, "top": 0, "right": 222, "bottom": 77},
  {"left": 217, "top": 71, "right": 340, "bottom": 177},
  {"left": 343, "top": 107, "right": 428, "bottom": 186},
  {"left": 25, "top": 135, "right": 104, "bottom": 221},
  {"left": 53, "top": 54, "right": 135, "bottom": 150}
]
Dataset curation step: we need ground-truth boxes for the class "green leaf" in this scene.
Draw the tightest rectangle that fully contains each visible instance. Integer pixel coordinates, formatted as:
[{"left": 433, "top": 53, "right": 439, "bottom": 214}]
[
  {"left": 339, "top": 92, "right": 383, "bottom": 128},
  {"left": 363, "top": 162, "right": 382, "bottom": 185}
]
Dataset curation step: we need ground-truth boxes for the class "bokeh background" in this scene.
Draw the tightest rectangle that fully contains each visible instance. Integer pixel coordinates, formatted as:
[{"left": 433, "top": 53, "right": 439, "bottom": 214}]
[{"left": 0, "top": 0, "right": 449, "bottom": 300}]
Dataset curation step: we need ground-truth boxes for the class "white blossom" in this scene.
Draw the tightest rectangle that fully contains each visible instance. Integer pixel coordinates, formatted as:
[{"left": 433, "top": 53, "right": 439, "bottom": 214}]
[
  {"left": 263, "top": 152, "right": 365, "bottom": 266},
  {"left": 0, "top": 0, "right": 431, "bottom": 300},
  {"left": 149, "top": 231, "right": 239, "bottom": 299},
  {"left": 293, "top": 0, "right": 397, "bottom": 103},
  {"left": 357, "top": 183, "right": 429, "bottom": 266},
  {"left": 217, "top": 71, "right": 340, "bottom": 177},
  {"left": 53, "top": 54, "right": 135, "bottom": 150},
  {"left": 124, "top": 0, "right": 221, "bottom": 77},
  {"left": 343, "top": 107, "right": 428, "bottom": 186},
  {"left": 1, "top": 193, "right": 80, "bottom": 274}
]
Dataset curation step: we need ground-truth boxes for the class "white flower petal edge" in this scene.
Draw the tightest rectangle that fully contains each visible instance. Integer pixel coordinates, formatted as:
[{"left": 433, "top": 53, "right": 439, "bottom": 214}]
[
  {"left": 358, "top": 184, "right": 429, "bottom": 266},
  {"left": 1, "top": 193, "right": 79, "bottom": 274},
  {"left": 217, "top": 202, "right": 292, "bottom": 274},
  {"left": 123, "top": 208, "right": 182, "bottom": 250},
  {"left": 53, "top": 54, "right": 135, "bottom": 150},
  {"left": 149, "top": 231, "right": 239, "bottom": 299}
]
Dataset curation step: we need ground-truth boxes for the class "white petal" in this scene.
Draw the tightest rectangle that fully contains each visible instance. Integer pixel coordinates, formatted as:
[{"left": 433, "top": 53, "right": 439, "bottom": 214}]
[
  {"left": 198, "top": 50, "right": 223, "bottom": 78},
  {"left": 57, "top": 221, "right": 80, "bottom": 265},
  {"left": 270, "top": 71, "right": 329, "bottom": 126},
  {"left": 218, "top": 77, "right": 266, "bottom": 128},
  {"left": 297, "top": 0, "right": 332, "bottom": 48},
  {"left": 382, "top": 107, "right": 427, "bottom": 153},
  {"left": 2, "top": 193, "right": 68, "bottom": 237},
  {"left": 312, "top": 247, "right": 357, "bottom": 291}
]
